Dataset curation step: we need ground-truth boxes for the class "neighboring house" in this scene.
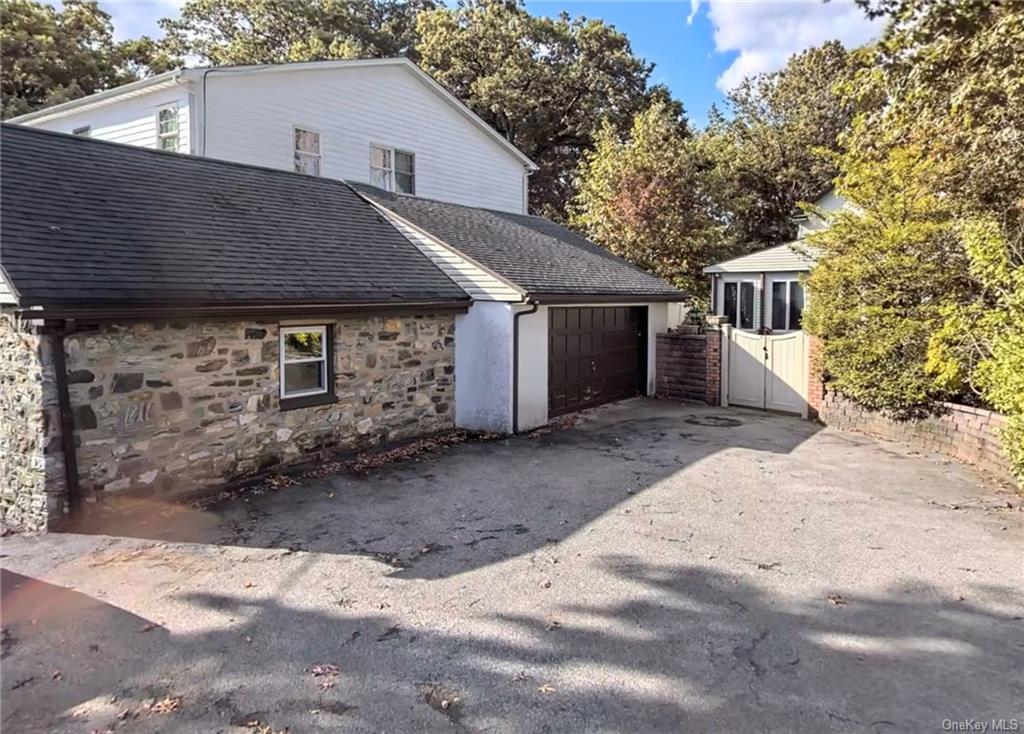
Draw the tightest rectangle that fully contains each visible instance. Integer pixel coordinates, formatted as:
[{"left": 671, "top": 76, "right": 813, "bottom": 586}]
[
  {"left": 353, "top": 184, "right": 684, "bottom": 433},
  {"left": 700, "top": 190, "right": 845, "bottom": 416},
  {"left": 0, "top": 125, "right": 468, "bottom": 531},
  {"left": 7, "top": 58, "right": 537, "bottom": 214},
  {"left": 703, "top": 190, "right": 846, "bottom": 332}
]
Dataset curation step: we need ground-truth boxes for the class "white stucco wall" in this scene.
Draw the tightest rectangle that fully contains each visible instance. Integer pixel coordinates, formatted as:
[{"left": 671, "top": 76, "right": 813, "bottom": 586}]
[{"left": 455, "top": 302, "right": 515, "bottom": 433}]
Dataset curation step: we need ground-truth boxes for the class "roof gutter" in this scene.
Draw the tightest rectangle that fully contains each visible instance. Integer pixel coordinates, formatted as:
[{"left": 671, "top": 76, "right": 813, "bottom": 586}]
[
  {"left": 524, "top": 293, "right": 684, "bottom": 305},
  {"left": 47, "top": 320, "right": 82, "bottom": 522},
  {"left": 14, "top": 299, "right": 471, "bottom": 323}
]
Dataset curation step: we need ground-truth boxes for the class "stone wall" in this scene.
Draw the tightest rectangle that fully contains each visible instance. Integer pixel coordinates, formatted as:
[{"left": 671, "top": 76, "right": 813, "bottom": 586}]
[
  {"left": 0, "top": 314, "right": 67, "bottom": 531},
  {"left": 820, "top": 392, "right": 1015, "bottom": 483},
  {"left": 1, "top": 312, "right": 456, "bottom": 526},
  {"left": 64, "top": 314, "right": 456, "bottom": 500},
  {"left": 655, "top": 328, "right": 721, "bottom": 406}
]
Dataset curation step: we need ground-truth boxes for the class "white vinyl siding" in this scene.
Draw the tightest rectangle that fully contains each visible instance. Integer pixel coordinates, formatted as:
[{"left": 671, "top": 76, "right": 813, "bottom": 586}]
[
  {"left": 374, "top": 205, "right": 521, "bottom": 302},
  {"left": 204, "top": 65, "right": 526, "bottom": 212},
  {"left": 19, "top": 87, "right": 192, "bottom": 152},
  {"left": 704, "top": 243, "right": 815, "bottom": 274}
]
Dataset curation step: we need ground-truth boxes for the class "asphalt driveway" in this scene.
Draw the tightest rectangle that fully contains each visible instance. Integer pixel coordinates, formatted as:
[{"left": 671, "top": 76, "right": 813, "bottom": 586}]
[{"left": 2, "top": 399, "right": 1022, "bottom": 733}]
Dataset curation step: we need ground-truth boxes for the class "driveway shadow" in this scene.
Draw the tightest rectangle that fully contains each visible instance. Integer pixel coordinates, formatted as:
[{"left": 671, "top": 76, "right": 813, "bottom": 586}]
[
  {"left": 2, "top": 558, "right": 1020, "bottom": 732},
  {"left": 59, "top": 400, "right": 822, "bottom": 579}
]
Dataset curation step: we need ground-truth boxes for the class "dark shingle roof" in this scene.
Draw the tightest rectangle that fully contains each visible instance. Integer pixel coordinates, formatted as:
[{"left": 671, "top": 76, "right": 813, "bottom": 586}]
[
  {"left": 0, "top": 125, "right": 467, "bottom": 309},
  {"left": 350, "top": 184, "right": 683, "bottom": 300}
]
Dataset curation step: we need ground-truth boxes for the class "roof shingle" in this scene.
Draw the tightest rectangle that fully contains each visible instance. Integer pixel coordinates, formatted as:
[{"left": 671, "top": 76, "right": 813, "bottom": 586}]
[
  {"left": 351, "top": 184, "right": 683, "bottom": 300},
  {"left": 0, "top": 125, "right": 467, "bottom": 309}
]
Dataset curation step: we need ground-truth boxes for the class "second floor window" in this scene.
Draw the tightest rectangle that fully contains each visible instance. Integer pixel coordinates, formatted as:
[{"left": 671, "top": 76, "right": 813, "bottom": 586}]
[
  {"left": 157, "top": 107, "right": 179, "bottom": 151},
  {"left": 370, "top": 145, "right": 415, "bottom": 194},
  {"left": 294, "top": 128, "right": 321, "bottom": 176}
]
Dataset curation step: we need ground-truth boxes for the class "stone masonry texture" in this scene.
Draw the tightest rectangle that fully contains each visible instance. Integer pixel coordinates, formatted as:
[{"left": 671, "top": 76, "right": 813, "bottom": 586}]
[
  {"left": 819, "top": 392, "right": 1015, "bottom": 484},
  {"left": 0, "top": 314, "right": 67, "bottom": 531},
  {"left": 1, "top": 313, "right": 456, "bottom": 528}
]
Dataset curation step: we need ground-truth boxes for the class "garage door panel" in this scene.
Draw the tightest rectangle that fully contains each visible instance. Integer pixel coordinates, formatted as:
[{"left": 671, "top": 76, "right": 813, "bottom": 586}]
[{"left": 548, "top": 306, "right": 645, "bottom": 418}]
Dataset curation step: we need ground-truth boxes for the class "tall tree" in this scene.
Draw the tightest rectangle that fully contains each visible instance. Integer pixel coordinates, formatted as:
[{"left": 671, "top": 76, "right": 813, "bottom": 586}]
[
  {"left": 700, "top": 41, "right": 858, "bottom": 250},
  {"left": 416, "top": 0, "right": 670, "bottom": 219},
  {"left": 0, "top": 0, "right": 174, "bottom": 118},
  {"left": 804, "top": 0, "right": 1024, "bottom": 479},
  {"left": 570, "top": 101, "right": 725, "bottom": 297},
  {"left": 159, "top": 0, "right": 434, "bottom": 66}
]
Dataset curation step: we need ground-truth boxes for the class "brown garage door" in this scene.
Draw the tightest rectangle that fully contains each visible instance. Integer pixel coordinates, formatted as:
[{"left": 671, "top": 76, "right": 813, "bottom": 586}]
[{"left": 548, "top": 306, "right": 646, "bottom": 418}]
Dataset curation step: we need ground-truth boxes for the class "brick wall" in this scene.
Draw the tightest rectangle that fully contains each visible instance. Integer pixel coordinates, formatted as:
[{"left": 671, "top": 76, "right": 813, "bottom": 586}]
[
  {"left": 807, "top": 335, "right": 825, "bottom": 421},
  {"left": 820, "top": 392, "right": 1015, "bottom": 484},
  {"left": 655, "top": 328, "right": 722, "bottom": 405}
]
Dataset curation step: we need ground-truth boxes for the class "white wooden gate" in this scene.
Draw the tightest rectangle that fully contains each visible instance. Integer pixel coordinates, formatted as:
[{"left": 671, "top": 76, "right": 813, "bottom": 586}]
[{"left": 722, "top": 327, "right": 808, "bottom": 416}]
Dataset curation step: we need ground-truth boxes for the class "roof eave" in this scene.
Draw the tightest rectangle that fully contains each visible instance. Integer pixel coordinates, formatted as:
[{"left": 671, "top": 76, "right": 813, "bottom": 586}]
[
  {"left": 525, "top": 292, "right": 685, "bottom": 304},
  {"left": 7, "top": 70, "right": 187, "bottom": 124},
  {"left": 10, "top": 297, "right": 471, "bottom": 323}
]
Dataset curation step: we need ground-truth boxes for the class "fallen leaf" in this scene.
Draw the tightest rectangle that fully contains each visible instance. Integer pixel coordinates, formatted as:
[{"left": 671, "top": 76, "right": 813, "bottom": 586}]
[
  {"left": 826, "top": 595, "right": 847, "bottom": 606},
  {"left": 545, "top": 620, "right": 561, "bottom": 631},
  {"left": 51, "top": 670, "right": 63, "bottom": 681},
  {"left": 148, "top": 696, "right": 182, "bottom": 715},
  {"left": 537, "top": 683, "right": 556, "bottom": 694}
]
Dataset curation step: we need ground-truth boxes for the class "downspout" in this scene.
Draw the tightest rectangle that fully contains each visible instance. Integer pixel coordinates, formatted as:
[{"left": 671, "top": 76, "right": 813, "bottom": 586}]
[
  {"left": 511, "top": 300, "right": 539, "bottom": 434},
  {"left": 50, "top": 320, "right": 81, "bottom": 516}
]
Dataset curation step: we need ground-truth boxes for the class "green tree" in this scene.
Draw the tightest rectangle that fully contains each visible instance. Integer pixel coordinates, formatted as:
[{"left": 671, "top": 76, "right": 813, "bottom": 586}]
[
  {"left": 801, "top": 142, "right": 969, "bottom": 413},
  {"left": 699, "top": 41, "right": 858, "bottom": 251},
  {"left": 159, "top": 0, "right": 432, "bottom": 66},
  {"left": 416, "top": 0, "right": 667, "bottom": 218},
  {"left": 1, "top": 0, "right": 174, "bottom": 118},
  {"left": 805, "top": 0, "right": 1024, "bottom": 478},
  {"left": 569, "top": 101, "right": 725, "bottom": 297}
]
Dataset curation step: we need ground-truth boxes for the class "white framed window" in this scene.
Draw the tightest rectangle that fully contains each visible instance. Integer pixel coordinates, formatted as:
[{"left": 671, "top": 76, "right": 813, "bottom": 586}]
[
  {"left": 294, "top": 127, "right": 322, "bottom": 176},
  {"left": 723, "top": 280, "right": 757, "bottom": 330},
  {"left": 370, "top": 145, "right": 415, "bottom": 194},
  {"left": 279, "top": 325, "right": 329, "bottom": 399},
  {"left": 72, "top": 125, "right": 91, "bottom": 137},
  {"left": 770, "top": 280, "right": 805, "bottom": 331},
  {"left": 157, "top": 107, "right": 179, "bottom": 151}
]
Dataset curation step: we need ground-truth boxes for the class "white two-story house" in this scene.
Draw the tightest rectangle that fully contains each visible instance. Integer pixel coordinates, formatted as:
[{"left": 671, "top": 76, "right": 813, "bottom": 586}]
[
  {"left": 9, "top": 58, "right": 684, "bottom": 435},
  {"left": 9, "top": 57, "right": 535, "bottom": 213}
]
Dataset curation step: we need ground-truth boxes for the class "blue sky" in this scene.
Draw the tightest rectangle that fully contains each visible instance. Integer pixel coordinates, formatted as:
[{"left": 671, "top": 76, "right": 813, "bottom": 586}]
[{"left": 95, "top": 0, "right": 883, "bottom": 127}]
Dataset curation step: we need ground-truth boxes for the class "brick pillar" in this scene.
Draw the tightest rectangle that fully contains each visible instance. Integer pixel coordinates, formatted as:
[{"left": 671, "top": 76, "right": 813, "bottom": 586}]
[
  {"left": 807, "top": 335, "right": 825, "bottom": 421},
  {"left": 704, "top": 316, "right": 728, "bottom": 406}
]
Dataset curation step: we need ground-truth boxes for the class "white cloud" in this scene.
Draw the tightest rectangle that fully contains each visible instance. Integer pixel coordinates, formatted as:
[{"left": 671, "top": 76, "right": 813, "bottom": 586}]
[
  {"left": 96, "top": 0, "right": 184, "bottom": 41},
  {"left": 694, "top": 0, "right": 884, "bottom": 92}
]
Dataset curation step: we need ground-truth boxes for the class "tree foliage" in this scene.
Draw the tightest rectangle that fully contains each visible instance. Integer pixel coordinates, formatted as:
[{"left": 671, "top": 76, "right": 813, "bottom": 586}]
[
  {"left": 416, "top": 0, "right": 669, "bottom": 219},
  {"left": 699, "top": 41, "right": 857, "bottom": 250},
  {"left": 0, "top": 0, "right": 175, "bottom": 118},
  {"left": 159, "top": 0, "right": 431, "bottom": 66},
  {"left": 804, "top": 0, "right": 1024, "bottom": 479},
  {"left": 569, "top": 102, "right": 723, "bottom": 296}
]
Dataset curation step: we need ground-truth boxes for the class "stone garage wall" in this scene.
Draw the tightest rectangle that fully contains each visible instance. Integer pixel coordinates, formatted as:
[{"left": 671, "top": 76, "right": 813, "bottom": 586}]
[
  {"left": 0, "top": 314, "right": 67, "bottom": 531},
  {"left": 1, "top": 312, "right": 455, "bottom": 528},
  {"left": 63, "top": 314, "right": 455, "bottom": 501},
  {"left": 819, "top": 393, "right": 1015, "bottom": 484}
]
